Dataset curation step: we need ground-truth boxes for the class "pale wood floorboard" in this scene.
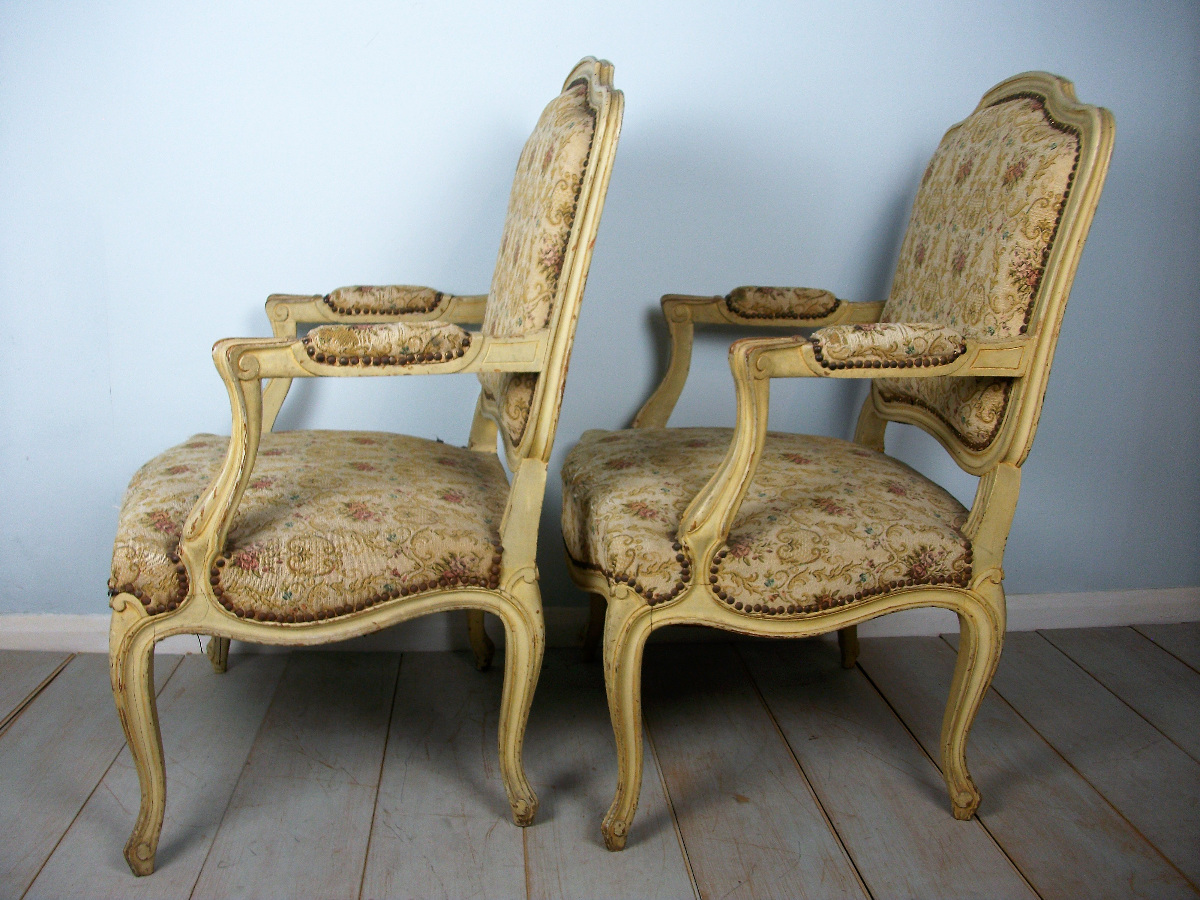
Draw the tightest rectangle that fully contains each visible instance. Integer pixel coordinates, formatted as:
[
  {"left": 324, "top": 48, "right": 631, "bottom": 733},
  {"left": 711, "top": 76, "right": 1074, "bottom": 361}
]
[
  {"left": 1042, "top": 626, "right": 1200, "bottom": 762},
  {"left": 0, "top": 653, "right": 182, "bottom": 900},
  {"left": 643, "top": 642, "right": 868, "bottom": 900},
  {"left": 858, "top": 636, "right": 1198, "bottom": 899},
  {"left": 948, "top": 630, "right": 1200, "bottom": 888},
  {"left": 0, "top": 650, "right": 71, "bottom": 732},
  {"left": 190, "top": 652, "right": 400, "bottom": 900},
  {"left": 25, "top": 653, "right": 288, "bottom": 900},
  {"left": 7, "top": 625, "right": 1200, "bottom": 899},
  {"left": 741, "top": 638, "right": 1036, "bottom": 900},
  {"left": 1135, "top": 622, "right": 1200, "bottom": 670},
  {"left": 523, "top": 649, "right": 698, "bottom": 900},
  {"left": 360, "top": 651, "right": 525, "bottom": 900}
]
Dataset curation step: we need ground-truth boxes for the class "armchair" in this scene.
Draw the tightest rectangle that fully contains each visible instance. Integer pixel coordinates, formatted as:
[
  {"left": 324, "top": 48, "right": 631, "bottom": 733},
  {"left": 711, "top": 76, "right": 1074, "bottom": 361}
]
[
  {"left": 107, "top": 57, "right": 622, "bottom": 875},
  {"left": 560, "top": 72, "right": 1113, "bottom": 850}
]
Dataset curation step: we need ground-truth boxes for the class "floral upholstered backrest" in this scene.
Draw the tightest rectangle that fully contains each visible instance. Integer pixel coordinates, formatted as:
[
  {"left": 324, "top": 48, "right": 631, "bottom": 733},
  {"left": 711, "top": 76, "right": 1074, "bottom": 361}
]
[
  {"left": 479, "top": 68, "right": 605, "bottom": 453},
  {"left": 876, "top": 82, "right": 1086, "bottom": 453}
]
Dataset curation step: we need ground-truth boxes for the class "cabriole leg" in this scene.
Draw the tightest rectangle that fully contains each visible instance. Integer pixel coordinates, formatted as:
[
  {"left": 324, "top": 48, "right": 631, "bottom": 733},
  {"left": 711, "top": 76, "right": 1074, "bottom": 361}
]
[
  {"left": 496, "top": 599, "right": 543, "bottom": 825},
  {"left": 109, "top": 601, "right": 166, "bottom": 876},
  {"left": 601, "top": 594, "right": 653, "bottom": 851},
  {"left": 206, "top": 636, "right": 230, "bottom": 673},
  {"left": 940, "top": 599, "right": 1003, "bottom": 820},
  {"left": 468, "top": 610, "right": 495, "bottom": 671}
]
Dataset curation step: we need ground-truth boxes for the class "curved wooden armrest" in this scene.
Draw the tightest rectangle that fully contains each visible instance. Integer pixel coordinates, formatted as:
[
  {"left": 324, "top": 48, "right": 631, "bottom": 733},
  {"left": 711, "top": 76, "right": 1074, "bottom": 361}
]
[
  {"left": 632, "top": 292, "right": 885, "bottom": 428},
  {"left": 754, "top": 332, "right": 1032, "bottom": 379},
  {"left": 177, "top": 330, "right": 546, "bottom": 581},
  {"left": 676, "top": 332, "right": 1032, "bottom": 571}
]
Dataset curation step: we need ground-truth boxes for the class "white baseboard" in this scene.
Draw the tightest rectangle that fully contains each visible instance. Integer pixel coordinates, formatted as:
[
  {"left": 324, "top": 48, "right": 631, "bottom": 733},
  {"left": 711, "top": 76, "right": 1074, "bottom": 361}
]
[{"left": 1, "top": 588, "right": 1196, "bottom": 655}]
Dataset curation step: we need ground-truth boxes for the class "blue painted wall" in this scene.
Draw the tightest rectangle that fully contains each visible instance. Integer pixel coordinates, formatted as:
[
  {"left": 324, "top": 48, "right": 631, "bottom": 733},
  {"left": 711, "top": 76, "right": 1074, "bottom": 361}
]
[{"left": 1, "top": 0, "right": 1196, "bottom": 614}]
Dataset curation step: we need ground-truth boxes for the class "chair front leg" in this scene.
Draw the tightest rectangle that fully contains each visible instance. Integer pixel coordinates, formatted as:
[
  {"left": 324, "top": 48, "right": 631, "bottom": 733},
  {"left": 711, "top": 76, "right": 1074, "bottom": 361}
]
[
  {"left": 109, "top": 597, "right": 166, "bottom": 876},
  {"left": 496, "top": 589, "right": 544, "bottom": 826},
  {"left": 941, "top": 586, "right": 1005, "bottom": 819},
  {"left": 601, "top": 592, "right": 654, "bottom": 851}
]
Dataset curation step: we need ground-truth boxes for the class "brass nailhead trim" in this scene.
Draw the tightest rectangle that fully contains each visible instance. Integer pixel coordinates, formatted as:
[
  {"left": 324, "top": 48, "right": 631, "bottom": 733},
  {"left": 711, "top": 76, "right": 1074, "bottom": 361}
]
[
  {"left": 210, "top": 543, "right": 504, "bottom": 622},
  {"left": 724, "top": 294, "right": 842, "bottom": 321},
  {"left": 711, "top": 544, "right": 973, "bottom": 617},
  {"left": 108, "top": 545, "right": 189, "bottom": 614},
  {"left": 322, "top": 290, "right": 444, "bottom": 317},
  {"left": 303, "top": 333, "right": 471, "bottom": 368},
  {"left": 566, "top": 534, "right": 692, "bottom": 607},
  {"left": 875, "top": 92, "right": 1082, "bottom": 449},
  {"left": 986, "top": 91, "right": 1083, "bottom": 336},
  {"left": 810, "top": 337, "right": 967, "bottom": 372}
]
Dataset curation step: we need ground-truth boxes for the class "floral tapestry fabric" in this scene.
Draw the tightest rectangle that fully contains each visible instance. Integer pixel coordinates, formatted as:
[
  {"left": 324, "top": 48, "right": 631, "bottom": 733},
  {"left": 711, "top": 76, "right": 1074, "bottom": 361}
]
[
  {"left": 879, "top": 93, "right": 1080, "bottom": 449},
  {"left": 323, "top": 285, "right": 443, "bottom": 316},
  {"left": 810, "top": 322, "right": 966, "bottom": 370},
  {"left": 110, "top": 431, "right": 508, "bottom": 621},
  {"left": 479, "top": 371, "right": 539, "bottom": 445},
  {"left": 481, "top": 81, "right": 596, "bottom": 446},
  {"left": 562, "top": 427, "right": 972, "bottom": 616},
  {"left": 725, "top": 286, "right": 840, "bottom": 321},
  {"left": 302, "top": 320, "right": 471, "bottom": 366}
]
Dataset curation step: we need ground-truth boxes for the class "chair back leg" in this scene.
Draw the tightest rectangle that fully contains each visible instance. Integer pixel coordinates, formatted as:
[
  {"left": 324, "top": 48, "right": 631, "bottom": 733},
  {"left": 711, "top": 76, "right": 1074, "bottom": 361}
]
[
  {"left": 205, "top": 636, "right": 230, "bottom": 673},
  {"left": 838, "top": 626, "right": 860, "bottom": 669},
  {"left": 468, "top": 610, "right": 495, "bottom": 671},
  {"left": 495, "top": 584, "right": 546, "bottom": 826}
]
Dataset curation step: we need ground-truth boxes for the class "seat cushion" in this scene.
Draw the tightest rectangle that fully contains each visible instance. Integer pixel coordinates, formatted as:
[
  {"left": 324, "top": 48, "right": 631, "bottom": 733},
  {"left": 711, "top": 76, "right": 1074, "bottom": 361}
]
[
  {"left": 561, "top": 428, "right": 972, "bottom": 616},
  {"left": 110, "top": 431, "right": 507, "bottom": 621}
]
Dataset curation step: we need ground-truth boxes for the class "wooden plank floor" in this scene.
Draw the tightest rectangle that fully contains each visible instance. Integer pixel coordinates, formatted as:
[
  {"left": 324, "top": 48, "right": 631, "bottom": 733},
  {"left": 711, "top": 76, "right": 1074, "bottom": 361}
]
[{"left": 2, "top": 625, "right": 1197, "bottom": 899}]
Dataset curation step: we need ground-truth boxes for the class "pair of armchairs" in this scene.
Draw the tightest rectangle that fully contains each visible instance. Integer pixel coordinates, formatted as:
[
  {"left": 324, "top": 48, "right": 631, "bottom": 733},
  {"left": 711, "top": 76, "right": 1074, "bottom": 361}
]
[{"left": 108, "top": 57, "right": 1113, "bottom": 874}]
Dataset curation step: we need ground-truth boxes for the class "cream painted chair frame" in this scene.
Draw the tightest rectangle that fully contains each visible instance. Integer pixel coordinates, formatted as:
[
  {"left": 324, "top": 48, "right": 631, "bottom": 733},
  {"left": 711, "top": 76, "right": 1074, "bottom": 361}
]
[
  {"left": 567, "top": 72, "right": 1114, "bottom": 851},
  {"left": 109, "top": 58, "right": 622, "bottom": 876}
]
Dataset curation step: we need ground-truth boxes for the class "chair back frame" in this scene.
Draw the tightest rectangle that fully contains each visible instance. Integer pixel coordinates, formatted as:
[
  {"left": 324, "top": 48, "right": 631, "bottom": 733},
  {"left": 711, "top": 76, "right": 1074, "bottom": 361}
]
[
  {"left": 867, "top": 72, "right": 1115, "bottom": 477},
  {"left": 567, "top": 71, "right": 1114, "bottom": 852},
  {"left": 474, "top": 59, "right": 625, "bottom": 472}
]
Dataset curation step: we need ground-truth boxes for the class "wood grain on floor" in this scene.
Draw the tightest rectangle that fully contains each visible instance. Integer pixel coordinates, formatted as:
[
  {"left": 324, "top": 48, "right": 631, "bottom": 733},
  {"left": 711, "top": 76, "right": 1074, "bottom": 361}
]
[
  {"left": 741, "top": 639, "right": 1035, "bottom": 899},
  {"left": 0, "top": 653, "right": 182, "bottom": 899},
  {"left": 859, "top": 635, "right": 1197, "bottom": 900},
  {"left": 3, "top": 624, "right": 1198, "bottom": 899}
]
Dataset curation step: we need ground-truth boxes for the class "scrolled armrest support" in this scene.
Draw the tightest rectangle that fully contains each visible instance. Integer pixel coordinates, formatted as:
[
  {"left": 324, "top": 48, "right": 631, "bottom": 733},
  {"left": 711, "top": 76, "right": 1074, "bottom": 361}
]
[
  {"left": 177, "top": 327, "right": 547, "bottom": 587},
  {"left": 178, "top": 339, "right": 272, "bottom": 584},
  {"left": 677, "top": 330, "right": 1032, "bottom": 572}
]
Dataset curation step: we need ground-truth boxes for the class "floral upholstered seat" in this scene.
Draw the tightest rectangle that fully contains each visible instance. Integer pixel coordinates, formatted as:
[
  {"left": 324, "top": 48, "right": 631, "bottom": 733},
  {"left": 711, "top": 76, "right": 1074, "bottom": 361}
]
[
  {"left": 106, "top": 58, "right": 623, "bottom": 877},
  {"left": 111, "top": 432, "right": 507, "bottom": 621},
  {"left": 563, "top": 72, "right": 1114, "bottom": 852},
  {"left": 562, "top": 427, "right": 971, "bottom": 614}
]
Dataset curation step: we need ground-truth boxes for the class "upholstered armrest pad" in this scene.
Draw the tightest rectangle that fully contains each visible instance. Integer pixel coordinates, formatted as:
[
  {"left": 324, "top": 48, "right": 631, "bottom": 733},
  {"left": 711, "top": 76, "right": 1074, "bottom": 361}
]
[
  {"left": 323, "top": 284, "right": 447, "bottom": 316},
  {"left": 809, "top": 323, "right": 966, "bottom": 371},
  {"left": 725, "top": 285, "right": 841, "bottom": 320},
  {"left": 302, "top": 320, "right": 472, "bottom": 367}
]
